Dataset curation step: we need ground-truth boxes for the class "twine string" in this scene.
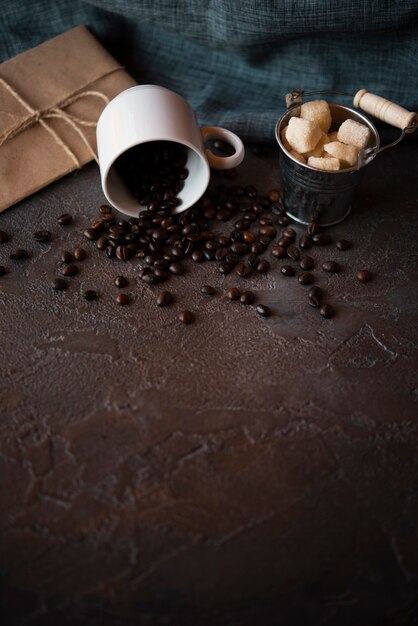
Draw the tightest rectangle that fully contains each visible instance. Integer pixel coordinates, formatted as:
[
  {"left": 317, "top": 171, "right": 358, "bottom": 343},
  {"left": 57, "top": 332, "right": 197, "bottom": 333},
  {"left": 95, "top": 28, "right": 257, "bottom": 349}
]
[{"left": 0, "top": 67, "right": 124, "bottom": 165}]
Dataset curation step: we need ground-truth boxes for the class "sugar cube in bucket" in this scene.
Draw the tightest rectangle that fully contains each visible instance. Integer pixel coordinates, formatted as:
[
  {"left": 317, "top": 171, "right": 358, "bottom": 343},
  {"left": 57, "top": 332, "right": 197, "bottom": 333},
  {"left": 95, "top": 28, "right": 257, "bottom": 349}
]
[
  {"left": 300, "top": 99, "right": 332, "bottom": 133},
  {"left": 324, "top": 141, "right": 359, "bottom": 167},
  {"left": 337, "top": 118, "right": 371, "bottom": 149},
  {"left": 304, "top": 132, "right": 330, "bottom": 158},
  {"left": 286, "top": 117, "right": 322, "bottom": 154},
  {"left": 308, "top": 156, "right": 340, "bottom": 171}
]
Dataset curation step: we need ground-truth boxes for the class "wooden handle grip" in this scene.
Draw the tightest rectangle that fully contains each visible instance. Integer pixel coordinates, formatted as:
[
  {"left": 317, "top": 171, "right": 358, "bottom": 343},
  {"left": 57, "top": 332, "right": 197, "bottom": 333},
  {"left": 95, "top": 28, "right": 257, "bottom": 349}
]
[{"left": 353, "top": 89, "right": 417, "bottom": 131}]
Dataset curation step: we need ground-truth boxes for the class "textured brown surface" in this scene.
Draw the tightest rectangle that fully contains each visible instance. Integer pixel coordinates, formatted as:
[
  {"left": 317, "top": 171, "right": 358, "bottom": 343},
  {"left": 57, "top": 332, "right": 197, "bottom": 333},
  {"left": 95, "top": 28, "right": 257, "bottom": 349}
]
[{"left": 0, "top": 143, "right": 417, "bottom": 625}]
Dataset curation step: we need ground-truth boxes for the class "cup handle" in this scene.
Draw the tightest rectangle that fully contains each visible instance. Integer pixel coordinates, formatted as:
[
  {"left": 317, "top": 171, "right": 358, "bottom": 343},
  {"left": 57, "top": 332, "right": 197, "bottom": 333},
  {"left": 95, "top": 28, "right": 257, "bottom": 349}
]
[{"left": 200, "top": 126, "right": 245, "bottom": 170}]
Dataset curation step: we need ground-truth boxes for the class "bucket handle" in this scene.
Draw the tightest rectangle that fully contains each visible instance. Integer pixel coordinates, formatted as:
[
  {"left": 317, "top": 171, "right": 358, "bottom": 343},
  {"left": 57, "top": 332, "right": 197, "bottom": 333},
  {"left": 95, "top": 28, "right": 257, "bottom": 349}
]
[{"left": 353, "top": 89, "right": 417, "bottom": 159}]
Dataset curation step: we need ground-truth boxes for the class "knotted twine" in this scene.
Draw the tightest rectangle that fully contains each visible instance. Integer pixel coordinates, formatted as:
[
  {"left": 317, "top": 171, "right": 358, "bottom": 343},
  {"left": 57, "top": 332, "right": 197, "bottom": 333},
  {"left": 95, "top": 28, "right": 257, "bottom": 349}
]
[{"left": 0, "top": 67, "right": 124, "bottom": 166}]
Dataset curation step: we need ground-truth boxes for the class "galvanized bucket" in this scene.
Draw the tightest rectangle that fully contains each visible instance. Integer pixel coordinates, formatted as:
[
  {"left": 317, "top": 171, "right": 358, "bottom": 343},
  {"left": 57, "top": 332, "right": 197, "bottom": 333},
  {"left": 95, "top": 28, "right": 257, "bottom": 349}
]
[{"left": 275, "top": 89, "right": 417, "bottom": 226}]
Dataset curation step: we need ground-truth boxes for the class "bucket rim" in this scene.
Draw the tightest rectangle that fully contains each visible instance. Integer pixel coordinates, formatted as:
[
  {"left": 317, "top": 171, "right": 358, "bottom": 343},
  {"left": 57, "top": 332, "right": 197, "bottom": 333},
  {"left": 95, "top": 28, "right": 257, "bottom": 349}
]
[{"left": 275, "top": 101, "right": 380, "bottom": 174}]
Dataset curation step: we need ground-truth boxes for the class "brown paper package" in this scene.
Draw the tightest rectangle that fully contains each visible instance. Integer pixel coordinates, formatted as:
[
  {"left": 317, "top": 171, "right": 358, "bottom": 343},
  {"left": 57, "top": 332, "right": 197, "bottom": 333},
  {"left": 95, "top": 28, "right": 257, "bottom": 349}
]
[{"left": 0, "top": 25, "right": 137, "bottom": 213}]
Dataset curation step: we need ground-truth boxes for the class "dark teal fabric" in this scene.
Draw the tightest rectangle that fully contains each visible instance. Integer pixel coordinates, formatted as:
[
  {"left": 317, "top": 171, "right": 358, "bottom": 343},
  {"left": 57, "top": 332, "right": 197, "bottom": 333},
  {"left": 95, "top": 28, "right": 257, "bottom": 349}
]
[{"left": 1, "top": 1, "right": 417, "bottom": 142}]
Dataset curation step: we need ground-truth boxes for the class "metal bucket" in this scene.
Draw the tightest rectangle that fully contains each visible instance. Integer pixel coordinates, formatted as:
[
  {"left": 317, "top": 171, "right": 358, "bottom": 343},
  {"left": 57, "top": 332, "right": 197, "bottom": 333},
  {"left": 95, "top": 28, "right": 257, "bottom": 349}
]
[{"left": 275, "top": 102, "right": 380, "bottom": 226}]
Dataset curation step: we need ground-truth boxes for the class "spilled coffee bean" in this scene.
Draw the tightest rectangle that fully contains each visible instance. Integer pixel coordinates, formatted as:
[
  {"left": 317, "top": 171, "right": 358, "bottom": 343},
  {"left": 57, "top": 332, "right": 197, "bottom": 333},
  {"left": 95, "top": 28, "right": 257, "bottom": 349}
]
[
  {"left": 356, "top": 270, "right": 372, "bottom": 283},
  {"left": 33, "top": 230, "right": 51, "bottom": 243},
  {"left": 157, "top": 291, "right": 173, "bottom": 307},
  {"left": 322, "top": 261, "right": 341, "bottom": 274},
  {"left": 256, "top": 304, "right": 271, "bottom": 317},
  {"left": 179, "top": 310, "right": 194, "bottom": 324}
]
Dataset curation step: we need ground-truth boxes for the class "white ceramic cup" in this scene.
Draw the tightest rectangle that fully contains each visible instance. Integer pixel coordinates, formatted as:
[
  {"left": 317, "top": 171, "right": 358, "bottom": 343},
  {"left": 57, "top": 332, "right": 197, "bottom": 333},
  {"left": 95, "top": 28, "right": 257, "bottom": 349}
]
[{"left": 96, "top": 85, "right": 245, "bottom": 217}]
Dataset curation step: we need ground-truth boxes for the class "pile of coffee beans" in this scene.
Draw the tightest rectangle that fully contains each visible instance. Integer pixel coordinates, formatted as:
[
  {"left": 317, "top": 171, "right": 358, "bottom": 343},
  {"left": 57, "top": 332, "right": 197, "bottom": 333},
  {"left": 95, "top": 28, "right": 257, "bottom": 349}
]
[
  {"left": 0, "top": 143, "right": 374, "bottom": 325},
  {"left": 114, "top": 141, "right": 187, "bottom": 210}
]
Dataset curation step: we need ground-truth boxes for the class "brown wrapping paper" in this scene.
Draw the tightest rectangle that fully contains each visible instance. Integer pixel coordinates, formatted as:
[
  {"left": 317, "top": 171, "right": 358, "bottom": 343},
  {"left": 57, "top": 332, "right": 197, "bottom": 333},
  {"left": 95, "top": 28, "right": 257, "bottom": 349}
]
[{"left": 0, "top": 25, "right": 137, "bottom": 212}]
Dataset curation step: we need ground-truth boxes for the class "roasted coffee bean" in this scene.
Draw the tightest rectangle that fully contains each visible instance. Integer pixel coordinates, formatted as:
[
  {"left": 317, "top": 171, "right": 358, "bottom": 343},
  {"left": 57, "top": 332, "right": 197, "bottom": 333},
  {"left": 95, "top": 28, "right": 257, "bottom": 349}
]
[
  {"left": 0, "top": 266, "right": 5, "bottom": 276},
  {"left": 83, "top": 289, "right": 97, "bottom": 301},
  {"left": 248, "top": 254, "right": 260, "bottom": 269},
  {"left": 61, "top": 251, "right": 74, "bottom": 263},
  {"left": 300, "top": 256, "right": 314, "bottom": 271},
  {"left": 227, "top": 287, "right": 240, "bottom": 300},
  {"left": 217, "top": 235, "right": 231, "bottom": 247},
  {"left": 116, "top": 293, "right": 130, "bottom": 305},
  {"left": 61, "top": 263, "right": 78, "bottom": 276},
  {"left": 52, "top": 278, "right": 67, "bottom": 291},
  {"left": 157, "top": 291, "right": 173, "bottom": 307},
  {"left": 152, "top": 228, "right": 169, "bottom": 242},
  {"left": 90, "top": 218, "right": 105, "bottom": 231},
  {"left": 309, "top": 286, "right": 323, "bottom": 299},
  {"left": 242, "top": 231, "right": 256, "bottom": 244},
  {"left": 309, "top": 295, "right": 320, "bottom": 308},
  {"left": 277, "top": 215, "right": 290, "bottom": 226},
  {"left": 259, "top": 225, "right": 277, "bottom": 238},
  {"left": 73, "top": 247, "right": 86, "bottom": 261},
  {"left": 336, "top": 239, "right": 351, "bottom": 251},
  {"left": 287, "top": 245, "right": 300, "bottom": 261},
  {"left": 142, "top": 273, "right": 160, "bottom": 285},
  {"left": 230, "top": 230, "right": 243, "bottom": 243},
  {"left": 154, "top": 258, "right": 169, "bottom": 269},
  {"left": 250, "top": 202, "right": 263, "bottom": 215},
  {"left": 256, "top": 259, "right": 270, "bottom": 273},
  {"left": 271, "top": 245, "right": 287, "bottom": 259},
  {"left": 203, "top": 249, "right": 215, "bottom": 261},
  {"left": 236, "top": 262, "right": 252, "bottom": 278},
  {"left": 298, "top": 272, "right": 314, "bottom": 285},
  {"left": 240, "top": 290, "right": 255, "bottom": 305},
  {"left": 115, "top": 275, "right": 128, "bottom": 288},
  {"left": 96, "top": 236, "right": 109, "bottom": 251},
  {"left": 205, "top": 239, "right": 220, "bottom": 251},
  {"left": 179, "top": 310, "right": 194, "bottom": 324},
  {"left": 258, "top": 235, "right": 271, "bottom": 248},
  {"left": 145, "top": 252, "right": 160, "bottom": 265},
  {"left": 356, "top": 270, "right": 372, "bottom": 283},
  {"left": 0, "top": 230, "right": 9, "bottom": 243},
  {"left": 225, "top": 253, "right": 239, "bottom": 266},
  {"left": 319, "top": 303, "right": 334, "bottom": 318},
  {"left": 307, "top": 222, "right": 320, "bottom": 236},
  {"left": 218, "top": 261, "right": 233, "bottom": 274},
  {"left": 259, "top": 217, "right": 273, "bottom": 226},
  {"left": 215, "top": 248, "right": 228, "bottom": 261},
  {"left": 10, "top": 249, "right": 29, "bottom": 260},
  {"left": 188, "top": 249, "right": 202, "bottom": 263},
  {"left": 267, "top": 189, "right": 281, "bottom": 203},
  {"left": 322, "top": 261, "right": 341, "bottom": 274},
  {"left": 105, "top": 245, "right": 116, "bottom": 259},
  {"left": 182, "top": 224, "right": 198, "bottom": 236},
  {"left": 58, "top": 213, "right": 72, "bottom": 225},
  {"left": 312, "top": 232, "right": 331, "bottom": 245},
  {"left": 201, "top": 285, "right": 216, "bottom": 295},
  {"left": 299, "top": 234, "right": 311, "bottom": 250},
  {"left": 283, "top": 227, "right": 296, "bottom": 240},
  {"left": 34, "top": 229, "right": 51, "bottom": 243},
  {"left": 250, "top": 242, "right": 264, "bottom": 254},
  {"left": 116, "top": 245, "right": 130, "bottom": 261},
  {"left": 100, "top": 204, "right": 112, "bottom": 215},
  {"left": 256, "top": 304, "right": 271, "bottom": 317},
  {"left": 230, "top": 242, "right": 249, "bottom": 255},
  {"left": 84, "top": 228, "right": 99, "bottom": 241},
  {"left": 277, "top": 236, "right": 290, "bottom": 248},
  {"left": 234, "top": 219, "right": 250, "bottom": 232},
  {"left": 169, "top": 262, "right": 184, "bottom": 275},
  {"left": 281, "top": 265, "right": 295, "bottom": 277}
]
